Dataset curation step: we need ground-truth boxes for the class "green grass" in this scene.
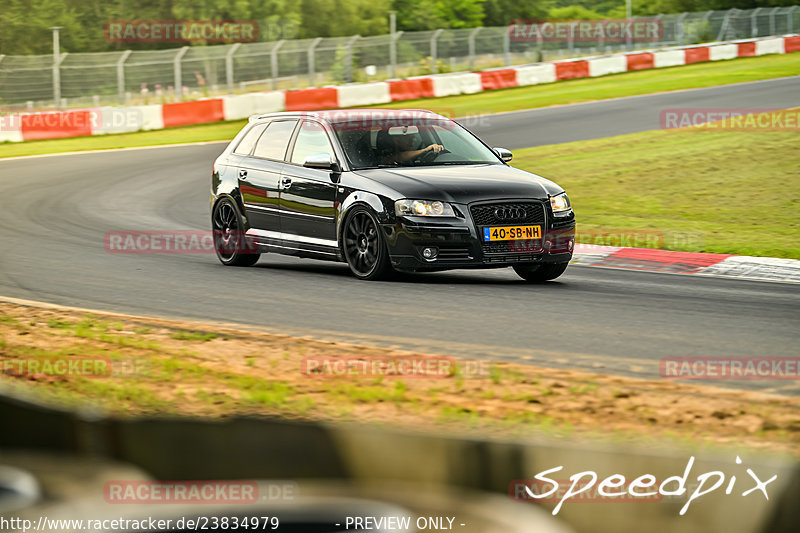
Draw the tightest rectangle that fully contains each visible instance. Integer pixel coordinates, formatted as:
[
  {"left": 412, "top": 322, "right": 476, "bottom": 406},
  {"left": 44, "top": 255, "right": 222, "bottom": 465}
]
[
  {"left": 381, "top": 53, "right": 800, "bottom": 117},
  {"left": 169, "top": 329, "right": 219, "bottom": 342},
  {"left": 0, "top": 53, "right": 797, "bottom": 160},
  {"left": 513, "top": 114, "right": 800, "bottom": 258}
]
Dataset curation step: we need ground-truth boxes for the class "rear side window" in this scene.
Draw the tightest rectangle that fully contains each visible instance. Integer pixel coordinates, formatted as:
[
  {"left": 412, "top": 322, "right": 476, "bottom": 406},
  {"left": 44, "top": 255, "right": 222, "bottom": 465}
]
[
  {"left": 253, "top": 120, "right": 297, "bottom": 160},
  {"left": 233, "top": 123, "right": 267, "bottom": 155}
]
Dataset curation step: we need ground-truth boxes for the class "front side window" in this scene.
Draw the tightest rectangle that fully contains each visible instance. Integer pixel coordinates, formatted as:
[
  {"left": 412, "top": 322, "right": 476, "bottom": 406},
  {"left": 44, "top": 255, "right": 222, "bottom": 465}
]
[
  {"left": 291, "top": 121, "right": 335, "bottom": 165},
  {"left": 252, "top": 120, "right": 297, "bottom": 160}
]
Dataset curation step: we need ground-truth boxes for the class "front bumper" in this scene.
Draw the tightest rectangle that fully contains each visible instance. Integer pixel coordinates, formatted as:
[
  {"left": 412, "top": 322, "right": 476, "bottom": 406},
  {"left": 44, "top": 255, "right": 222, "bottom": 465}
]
[{"left": 384, "top": 206, "right": 575, "bottom": 271}]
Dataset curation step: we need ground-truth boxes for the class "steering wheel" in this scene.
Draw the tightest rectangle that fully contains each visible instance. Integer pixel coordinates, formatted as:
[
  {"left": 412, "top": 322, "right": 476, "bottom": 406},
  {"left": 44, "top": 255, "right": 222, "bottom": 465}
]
[{"left": 418, "top": 147, "right": 449, "bottom": 163}]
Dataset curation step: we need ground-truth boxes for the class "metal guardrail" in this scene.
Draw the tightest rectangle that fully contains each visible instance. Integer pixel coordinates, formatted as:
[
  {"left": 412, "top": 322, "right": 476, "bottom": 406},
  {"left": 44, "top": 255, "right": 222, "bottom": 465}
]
[{"left": 0, "top": 6, "right": 797, "bottom": 110}]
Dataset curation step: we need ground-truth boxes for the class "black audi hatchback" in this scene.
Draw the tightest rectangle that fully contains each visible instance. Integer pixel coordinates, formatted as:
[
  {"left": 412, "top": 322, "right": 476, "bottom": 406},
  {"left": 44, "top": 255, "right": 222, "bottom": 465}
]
[{"left": 211, "top": 109, "right": 575, "bottom": 281}]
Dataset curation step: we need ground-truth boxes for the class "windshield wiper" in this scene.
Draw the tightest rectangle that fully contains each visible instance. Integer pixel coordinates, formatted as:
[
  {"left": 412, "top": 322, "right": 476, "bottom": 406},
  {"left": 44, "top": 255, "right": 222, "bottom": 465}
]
[
  {"left": 353, "top": 164, "right": 398, "bottom": 170},
  {"left": 426, "top": 161, "right": 493, "bottom": 166}
]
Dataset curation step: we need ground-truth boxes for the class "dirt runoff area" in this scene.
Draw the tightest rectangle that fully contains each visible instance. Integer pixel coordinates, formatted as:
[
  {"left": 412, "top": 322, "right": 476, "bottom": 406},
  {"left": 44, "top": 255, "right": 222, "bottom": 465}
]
[{"left": 1, "top": 300, "right": 798, "bottom": 456}]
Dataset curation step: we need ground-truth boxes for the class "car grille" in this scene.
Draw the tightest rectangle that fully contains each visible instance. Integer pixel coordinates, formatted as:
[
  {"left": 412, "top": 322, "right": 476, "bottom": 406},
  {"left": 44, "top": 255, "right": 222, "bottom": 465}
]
[
  {"left": 482, "top": 240, "right": 543, "bottom": 254},
  {"left": 483, "top": 254, "right": 542, "bottom": 264},
  {"left": 437, "top": 247, "right": 472, "bottom": 261},
  {"left": 470, "top": 201, "right": 546, "bottom": 255},
  {"left": 470, "top": 202, "right": 545, "bottom": 226}
]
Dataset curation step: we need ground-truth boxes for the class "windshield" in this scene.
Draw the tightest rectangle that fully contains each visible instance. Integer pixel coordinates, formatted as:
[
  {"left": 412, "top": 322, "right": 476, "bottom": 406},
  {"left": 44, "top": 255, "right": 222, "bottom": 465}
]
[{"left": 330, "top": 116, "right": 503, "bottom": 170}]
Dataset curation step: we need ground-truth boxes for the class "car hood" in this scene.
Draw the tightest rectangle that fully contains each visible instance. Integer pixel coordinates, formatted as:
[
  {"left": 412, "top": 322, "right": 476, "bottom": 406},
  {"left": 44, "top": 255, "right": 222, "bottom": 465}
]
[{"left": 352, "top": 164, "right": 564, "bottom": 204}]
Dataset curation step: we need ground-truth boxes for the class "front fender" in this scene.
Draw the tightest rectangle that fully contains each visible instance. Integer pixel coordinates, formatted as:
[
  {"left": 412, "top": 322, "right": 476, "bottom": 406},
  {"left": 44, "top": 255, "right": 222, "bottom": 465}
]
[{"left": 337, "top": 191, "right": 393, "bottom": 249}]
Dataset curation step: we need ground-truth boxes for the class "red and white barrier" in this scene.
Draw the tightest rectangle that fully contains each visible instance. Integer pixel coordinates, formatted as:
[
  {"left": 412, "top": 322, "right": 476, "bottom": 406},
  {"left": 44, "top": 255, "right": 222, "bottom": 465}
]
[
  {"left": 336, "top": 82, "right": 391, "bottom": 108},
  {"left": 479, "top": 69, "right": 518, "bottom": 90},
  {"left": 0, "top": 115, "right": 22, "bottom": 143},
  {"left": 756, "top": 37, "right": 785, "bottom": 55},
  {"left": 684, "top": 46, "right": 710, "bottom": 64},
  {"left": 653, "top": 49, "right": 686, "bottom": 68},
  {"left": 387, "top": 78, "right": 435, "bottom": 101},
  {"left": 285, "top": 87, "right": 338, "bottom": 111},
  {"left": 588, "top": 55, "right": 627, "bottom": 77},
  {"left": 222, "top": 92, "right": 285, "bottom": 120},
  {"left": 515, "top": 63, "right": 557, "bottom": 86},
  {"left": 430, "top": 73, "right": 483, "bottom": 97},
  {"left": 4, "top": 34, "right": 797, "bottom": 143},
  {"left": 162, "top": 99, "right": 224, "bottom": 128},
  {"left": 20, "top": 109, "right": 95, "bottom": 141},
  {"left": 626, "top": 52, "right": 654, "bottom": 71},
  {"left": 554, "top": 59, "right": 590, "bottom": 80},
  {"left": 709, "top": 44, "right": 738, "bottom": 61}
]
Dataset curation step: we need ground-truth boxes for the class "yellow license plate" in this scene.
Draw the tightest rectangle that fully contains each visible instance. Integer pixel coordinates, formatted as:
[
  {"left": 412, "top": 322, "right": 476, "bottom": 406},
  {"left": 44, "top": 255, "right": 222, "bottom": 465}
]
[{"left": 483, "top": 225, "right": 541, "bottom": 241}]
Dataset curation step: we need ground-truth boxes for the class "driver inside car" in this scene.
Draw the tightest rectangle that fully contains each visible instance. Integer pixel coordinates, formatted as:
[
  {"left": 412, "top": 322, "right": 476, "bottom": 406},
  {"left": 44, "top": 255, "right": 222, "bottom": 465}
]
[{"left": 378, "top": 128, "right": 444, "bottom": 165}]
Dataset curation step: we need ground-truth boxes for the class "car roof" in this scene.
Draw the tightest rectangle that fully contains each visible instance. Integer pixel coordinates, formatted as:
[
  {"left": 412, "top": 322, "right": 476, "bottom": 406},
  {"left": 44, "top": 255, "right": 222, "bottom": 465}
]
[{"left": 248, "top": 108, "right": 450, "bottom": 124}]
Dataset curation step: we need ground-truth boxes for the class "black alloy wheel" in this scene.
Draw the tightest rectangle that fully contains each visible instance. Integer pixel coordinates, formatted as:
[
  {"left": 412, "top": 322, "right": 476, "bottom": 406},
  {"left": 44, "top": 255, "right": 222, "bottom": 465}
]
[
  {"left": 212, "top": 198, "right": 260, "bottom": 267},
  {"left": 343, "top": 207, "right": 391, "bottom": 280}
]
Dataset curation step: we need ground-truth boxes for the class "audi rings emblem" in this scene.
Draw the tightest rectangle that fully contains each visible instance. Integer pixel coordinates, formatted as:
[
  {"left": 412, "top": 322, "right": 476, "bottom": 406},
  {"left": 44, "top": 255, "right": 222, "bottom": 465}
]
[{"left": 494, "top": 206, "right": 526, "bottom": 220}]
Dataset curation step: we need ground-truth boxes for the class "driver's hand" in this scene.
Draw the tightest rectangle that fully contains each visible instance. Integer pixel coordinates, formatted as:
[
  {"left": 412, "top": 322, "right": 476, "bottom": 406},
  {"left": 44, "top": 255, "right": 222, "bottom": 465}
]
[{"left": 426, "top": 144, "right": 444, "bottom": 153}]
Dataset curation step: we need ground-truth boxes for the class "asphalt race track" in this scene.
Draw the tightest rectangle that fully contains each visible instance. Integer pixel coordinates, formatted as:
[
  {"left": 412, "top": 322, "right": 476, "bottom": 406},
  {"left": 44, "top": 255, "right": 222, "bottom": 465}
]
[
  {"left": 463, "top": 76, "right": 800, "bottom": 149},
  {"left": 1, "top": 78, "right": 798, "bottom": 394}
]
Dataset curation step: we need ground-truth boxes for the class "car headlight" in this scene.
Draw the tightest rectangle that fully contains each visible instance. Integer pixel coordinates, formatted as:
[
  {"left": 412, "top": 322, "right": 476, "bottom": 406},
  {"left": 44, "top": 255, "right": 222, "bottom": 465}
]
[
  {"left": 395, "top": 199, "right": 455, "bottom": 217},
  {"left": 550, "top": 192, "right": 572, "bottom": 216}
]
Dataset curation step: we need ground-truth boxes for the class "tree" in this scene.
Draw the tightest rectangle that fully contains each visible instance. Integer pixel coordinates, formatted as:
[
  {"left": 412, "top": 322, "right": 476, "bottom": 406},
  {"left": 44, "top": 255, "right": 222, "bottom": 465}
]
[
  {"left": 435, "top": 0, "right": 486, "bottom": 28},
  {"left": 482, "top": 0, "right": 547, "bottom": 27}
]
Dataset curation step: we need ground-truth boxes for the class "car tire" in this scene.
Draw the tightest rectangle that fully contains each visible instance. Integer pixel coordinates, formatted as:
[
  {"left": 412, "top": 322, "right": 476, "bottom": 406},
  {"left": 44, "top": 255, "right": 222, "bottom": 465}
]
[
  {"left": 513, "top": 262, "right": 569, "bottom": 282},
  {"left": 342, "top": 207, "right": 392, "bottom": 280},
  {"left": 211, "top": 198, "right": 261, "bottom": 267}
]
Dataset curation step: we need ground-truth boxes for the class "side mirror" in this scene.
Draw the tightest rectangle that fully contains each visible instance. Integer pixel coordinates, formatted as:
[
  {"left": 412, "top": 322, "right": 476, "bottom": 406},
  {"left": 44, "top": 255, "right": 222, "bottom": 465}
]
[
  {"left": 303, "top": 153, "right": 341, "bottom": 173},
  {"left": 494, "top": 147, "right": 513, "bottom": 163}
]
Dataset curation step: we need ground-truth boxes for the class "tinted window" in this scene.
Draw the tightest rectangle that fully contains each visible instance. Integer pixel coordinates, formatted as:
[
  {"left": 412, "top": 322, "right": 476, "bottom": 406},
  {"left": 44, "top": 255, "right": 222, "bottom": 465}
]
[
  {"left": 252, "top": 120, "right": 297, "bottom": 160},
  {"left": 291, "top": 122, "right": 334, "bottom": 165},
  {"left": 233, "top": 123, "right": 267, "bottom": 155},
  {"left": 330, "top": 117, "right": 501, "bottom": 169}
]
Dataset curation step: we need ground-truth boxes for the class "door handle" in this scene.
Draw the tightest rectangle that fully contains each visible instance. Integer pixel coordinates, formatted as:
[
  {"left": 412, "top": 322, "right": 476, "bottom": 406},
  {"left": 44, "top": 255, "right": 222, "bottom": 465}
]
[
  {"left": 238, "top": 169, "right": 248, "bottom": 180},
  {"left": 281, "top": 177, "right": 292, "bottom": 189}
]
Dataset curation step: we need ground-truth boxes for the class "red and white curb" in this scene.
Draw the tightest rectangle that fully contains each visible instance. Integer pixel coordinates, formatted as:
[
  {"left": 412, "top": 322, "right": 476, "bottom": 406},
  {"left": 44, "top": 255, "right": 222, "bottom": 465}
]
[
  {"left": 571, "top": 244, "right": 800, "bottom": 283},
  {"left": 0, "top": 34, "right": 797, "bottom": 143}
]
